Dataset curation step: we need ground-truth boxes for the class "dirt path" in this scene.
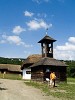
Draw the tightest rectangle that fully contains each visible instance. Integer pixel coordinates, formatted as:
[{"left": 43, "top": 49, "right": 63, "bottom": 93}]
[{"left": 0, "top": 79, "right": 60, "bottom": 100}]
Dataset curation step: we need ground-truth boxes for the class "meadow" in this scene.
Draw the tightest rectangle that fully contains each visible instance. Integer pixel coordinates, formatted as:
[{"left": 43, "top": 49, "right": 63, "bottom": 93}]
[
  {"left": 0, "top": 73, "right": 22, "bottom": 80},
  {"left": 0, "top": 72, "right": 75, "bottom": 100},
  {"left": 25, "top": 78, "right": 75, "bottom": 100}
]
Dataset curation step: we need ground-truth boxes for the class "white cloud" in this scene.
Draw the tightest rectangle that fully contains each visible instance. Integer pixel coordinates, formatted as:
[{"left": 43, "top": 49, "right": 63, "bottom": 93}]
[
  {"left": 54, "top": 36, "right": 75, "bottom": 60},
  {"left": 12, "top": 26, "right": 26, "bottom": 35},
  {"left": 68, "top": 37, "right": 75, "bottom": 44},
  {"left": 0, "top": 40, "right": 6, "bottom": 44},
  {"left": 54, "top": 49, "right": 75, "bottom": 60},
  {"left": 24, "top": 11, "right": 34, "bottom": 17},
  {"left": 56, "top": 42, "right": 75, "bottom": 51},
  {"left": 26, "top": 19, "right": 52, "bottom": 30},
  {"left": 1, "top": 35, "right": 32, "bottom": 48},
  {"left": 2, "top": 35, "right": 23, "bottom": 45}
]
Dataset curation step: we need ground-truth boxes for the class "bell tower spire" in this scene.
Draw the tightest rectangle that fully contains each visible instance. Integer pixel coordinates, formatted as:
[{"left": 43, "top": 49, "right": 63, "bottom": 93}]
[
  {"left": 38, "top": 32, "right": 56, "bottom": 58},
  {"left": 46, "top": 28, "right": 48, "bottom": 35}
]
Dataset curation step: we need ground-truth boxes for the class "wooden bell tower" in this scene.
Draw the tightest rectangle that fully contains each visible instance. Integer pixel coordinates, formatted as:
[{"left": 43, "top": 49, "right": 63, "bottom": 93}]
[{"left": 38, "top": 34, "right": 56, "bottom": 58}]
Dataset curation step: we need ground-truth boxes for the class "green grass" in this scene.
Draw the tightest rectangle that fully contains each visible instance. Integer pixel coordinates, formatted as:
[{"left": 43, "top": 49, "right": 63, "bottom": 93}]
[
  {"left": 24, "top": 78, "right": 75, "bottom": 100},
  {"left": 0, "top": 73, "right": 22, "bottom": 80}
]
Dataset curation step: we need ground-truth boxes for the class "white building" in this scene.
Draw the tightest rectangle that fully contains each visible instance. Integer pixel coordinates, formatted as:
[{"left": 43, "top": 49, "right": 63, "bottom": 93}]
[
  {"left": 21, "top": 54, "right": 41, "bottom": 80},
  {"left": 22, "top": 68, "right": 31, "bottom": 79}
]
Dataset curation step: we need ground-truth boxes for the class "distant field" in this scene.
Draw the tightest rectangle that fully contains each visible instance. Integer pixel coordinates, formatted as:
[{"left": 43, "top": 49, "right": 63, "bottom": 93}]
[
  {"left": 0, "top": 73, "right": 22, "bottom": 80},
  {"left": 25, "top": 78, "right": 75, "bottom": 100}
]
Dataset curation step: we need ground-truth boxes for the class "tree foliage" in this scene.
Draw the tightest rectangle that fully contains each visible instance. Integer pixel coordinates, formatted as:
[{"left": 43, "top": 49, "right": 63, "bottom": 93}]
[
  {"left": 0, "top": 57, "right": 25, "bottom": 65},
  {"left": 65, "top": 60, "right": 75, "bottom": 77}
]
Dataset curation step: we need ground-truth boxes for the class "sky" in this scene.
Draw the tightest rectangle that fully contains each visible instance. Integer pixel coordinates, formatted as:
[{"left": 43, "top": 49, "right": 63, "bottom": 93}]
[{"left": 0, "top": 0, "right": 75, "bottom": 60}]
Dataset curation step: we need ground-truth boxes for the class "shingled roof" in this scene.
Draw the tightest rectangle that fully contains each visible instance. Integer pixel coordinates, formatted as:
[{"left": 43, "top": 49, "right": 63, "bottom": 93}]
[
  {"left": 0, "top": 64, "right": 22, "bottom": 72},
  {"left": 30, "top": 57, "right": 67, "bottom": 67},
  {"left": 38, "top": 35, "right": 56, "bottom": 43},
  {"left": 21, "top": 54, "right": 42, "bottom": 69}
]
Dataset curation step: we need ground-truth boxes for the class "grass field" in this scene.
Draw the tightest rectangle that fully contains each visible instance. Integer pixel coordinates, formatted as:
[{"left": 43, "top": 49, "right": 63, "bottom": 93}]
[
  {"left": 25, "top": 78, "right": 75, "bottom": 100},
  {"left": 0, "top": 74, "right": 75, "bottom": 100},
  {"left": 0, "top": 73, "right": 22, "bottom": 80}
]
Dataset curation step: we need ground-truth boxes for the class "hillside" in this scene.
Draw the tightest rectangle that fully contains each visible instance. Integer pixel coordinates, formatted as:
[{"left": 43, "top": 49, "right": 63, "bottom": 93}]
[{"left": 0, "top": 57, "right": 25, "bottom": 65}]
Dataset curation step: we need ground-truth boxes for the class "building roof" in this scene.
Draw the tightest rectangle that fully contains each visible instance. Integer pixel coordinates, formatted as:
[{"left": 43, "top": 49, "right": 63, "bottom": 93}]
[
  {"left": 21, "top": 54, "right": 42, "bottom": 69},
  {"left": 30, "top": 57, "right": 67, "bottom": 67},
  {"left": 38, "top": 35, "right": 56, "bottom": 43},
  {"left": 0, "top": 64, "right": 22, "bottom": 72}
]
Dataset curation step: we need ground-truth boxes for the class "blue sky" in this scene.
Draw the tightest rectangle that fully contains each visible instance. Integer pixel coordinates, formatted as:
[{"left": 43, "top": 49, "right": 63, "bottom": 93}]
[{"left": 0, "top": 0, "right": 75, "bottom": 60}]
